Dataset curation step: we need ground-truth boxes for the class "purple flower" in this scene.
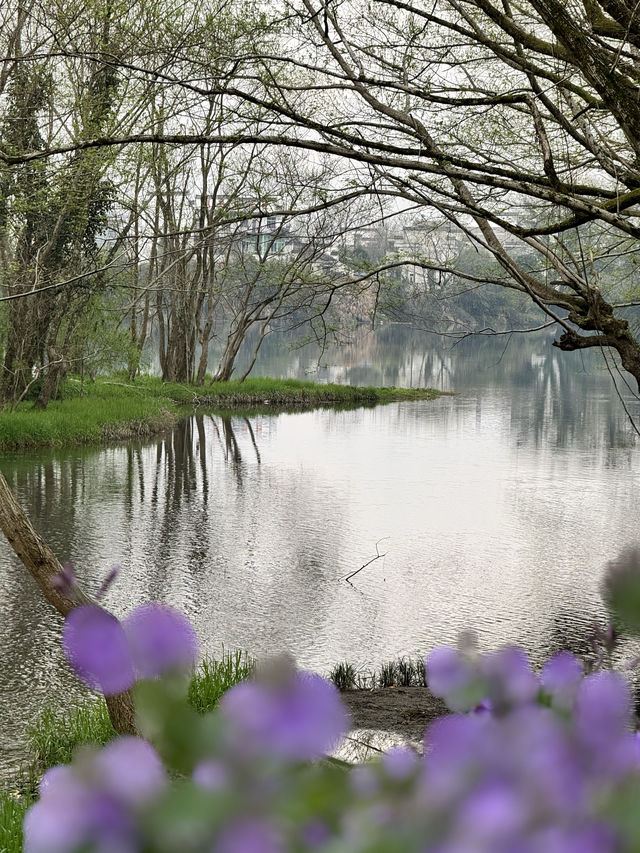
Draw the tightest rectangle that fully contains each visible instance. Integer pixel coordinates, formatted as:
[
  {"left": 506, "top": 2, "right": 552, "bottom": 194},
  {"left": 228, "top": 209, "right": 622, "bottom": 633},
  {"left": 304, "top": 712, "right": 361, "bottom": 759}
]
[
  {"left": 214, "top": 818, "right": 283, "bottom": 853},
  {"left": 51, "top": 563, "right": 76, "bottom": 597},
  {"left": 350, "top": 764, "right": 379, "bottom": 797},
  {"left": 424, "top": 713, "right": 490, "bottom": 804},
  {"left": 502, "top": 706, "right": 584, "bottom": 814},
  {"left": 38, "top": 765, "right": 75, "bottom": 797},
  {"left": 63, "top": 603, "right": 198, "bottom": 694},
  {"left": 221, "top": 669, "right": 349, "bottom": 760},
  {"left": 456, "top": 780, "right": 528, "bottom": 844},
  {"left": 124, "top": 604, "right": 199, "bottom": 679},
  {"left": 425, "top": 647, "right": 477, "bottom": 711},
  {"left": 95, "top": 737, "right": 167, "bottom": 806},
  {"left": 575, "top": 671, "right": 631, "bottom": 746},
  {"left": 63, "top": 606, "right": 135, "bottom": 696},
  {"left": 25, "top": 768, "right": 136, "bottom": 853},
  {"left": 25, "top": 769, "right": 92, "bottom": 853},
  {"left": 481, "top": 646, "right": 538, "bottom": 710},
  {"left": 193, "top": 760, "right": 229, "bottom": 791},
  {"left": 382, "top": 747, "right": 418, "bottom": 781},
  {"left": 541, "top": 652, "right": 583, "bottom": 709},
  {"left": 531, "top": 823, "right": 619, "bottom": 853},
  {"left": 299, "top": 819, "right": 331, "bottom": 848},
  {"left": 96, "top": 565, "right": 120, "bottom": 601}
]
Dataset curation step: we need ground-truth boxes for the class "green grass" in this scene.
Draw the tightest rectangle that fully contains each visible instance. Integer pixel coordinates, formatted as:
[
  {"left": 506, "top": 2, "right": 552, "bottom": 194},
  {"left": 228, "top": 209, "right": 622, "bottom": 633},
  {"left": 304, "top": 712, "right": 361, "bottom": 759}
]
[
  {"left": 180, "top": 376, "right": 442, "bottom": 408},
  {"left": 0, "top": 374, "right": 442, "bottom": 450},
  {"left": 0, "top": 792, "right": 28, "bottom": 853},
  {"left": 187, "top": 649, "right": 255, "bottom": 714},
  {"left": 0, "top": 376, "right": 180, "bottom": 450},
  {"left": 24, "top": 651, "right": 255, "bottom": 776},
  {"left": 328, "top": 661, "right": 359, "bottom": 691},
  {"left": 26, "top": 700, "right": 117, "bottom": 771},
  {"left": 328, "top": 656, "right": 427, "bottom": 691}
]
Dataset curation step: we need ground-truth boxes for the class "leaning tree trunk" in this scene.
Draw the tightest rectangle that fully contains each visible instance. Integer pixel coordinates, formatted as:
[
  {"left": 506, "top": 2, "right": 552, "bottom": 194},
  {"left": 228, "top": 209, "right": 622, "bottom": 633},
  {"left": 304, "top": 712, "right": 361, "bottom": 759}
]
[{"left": 0, "top": 471, "right": 137, "bottom": 735}]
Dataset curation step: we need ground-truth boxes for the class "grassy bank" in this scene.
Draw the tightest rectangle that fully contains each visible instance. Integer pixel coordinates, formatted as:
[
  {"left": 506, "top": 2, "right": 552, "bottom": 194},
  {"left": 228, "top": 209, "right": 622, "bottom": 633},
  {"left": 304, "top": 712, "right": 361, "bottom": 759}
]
[{"left": 0, "top": 375, "right": 443, "bottom": 451}]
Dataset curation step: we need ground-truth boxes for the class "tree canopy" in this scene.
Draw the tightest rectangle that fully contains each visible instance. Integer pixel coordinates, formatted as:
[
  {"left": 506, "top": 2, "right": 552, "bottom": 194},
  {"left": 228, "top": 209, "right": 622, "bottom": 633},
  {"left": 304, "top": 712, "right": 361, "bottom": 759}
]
[{"left": 2, "top": 0, "right": 640, "bottom": 392}]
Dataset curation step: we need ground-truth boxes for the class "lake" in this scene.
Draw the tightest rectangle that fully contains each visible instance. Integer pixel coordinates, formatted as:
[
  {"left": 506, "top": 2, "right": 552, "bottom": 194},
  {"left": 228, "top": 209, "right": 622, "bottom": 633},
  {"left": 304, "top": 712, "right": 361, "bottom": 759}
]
[{"left": 1, "top": 326, "right": 639, "bottom": 777}]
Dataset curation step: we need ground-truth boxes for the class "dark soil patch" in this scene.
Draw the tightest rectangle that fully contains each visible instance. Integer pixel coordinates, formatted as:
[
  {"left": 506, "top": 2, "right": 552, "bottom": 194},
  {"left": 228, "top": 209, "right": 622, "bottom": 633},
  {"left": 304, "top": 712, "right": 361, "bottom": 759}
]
[{"left": 341, "top": 686, "right": 449, "bottom": 742}]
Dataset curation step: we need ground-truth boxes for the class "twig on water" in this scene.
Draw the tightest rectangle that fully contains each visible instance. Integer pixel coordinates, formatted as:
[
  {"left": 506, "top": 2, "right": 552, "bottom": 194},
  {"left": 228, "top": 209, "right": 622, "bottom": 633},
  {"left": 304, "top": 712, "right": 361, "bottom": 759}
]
[
  {"left": 343, "top": 538, "right": 389, "bottom": 583},
  {"left": 343, "top": 734, "right": 386, "bottom": 754}
]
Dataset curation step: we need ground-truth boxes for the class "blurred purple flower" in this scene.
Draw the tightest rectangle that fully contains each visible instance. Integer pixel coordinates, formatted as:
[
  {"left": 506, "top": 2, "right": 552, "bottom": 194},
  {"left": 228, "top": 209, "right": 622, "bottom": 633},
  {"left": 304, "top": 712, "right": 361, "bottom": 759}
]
[
  {"left": 504, "top": 706, "right": 584, "bottom": 814},
  {"left": 214, "top": 818, "right": 283, "bottom": 853},
  {"left": 299, "top": 819, "right": 331, "bottom": 848},
  {"left": 541, "top": 651, "right": 583, "bottom": 709},
  {"left": 531, "top": 823, "right": 619, "bottom": 853},
  {"left": 592, "top": 620, "right": 618, "bottom": 656},
  {"left": 25, "top": 767, "right": 135, "bottom": 853},
  {"left": 82, "top": 795, "right": 137, "bottom": 853},
  {"left": 38, "top": 765, "right": 75, "bottom": 798},
  {"left": 382, "top": 747, "right": 418, "bottom": 781},
  {"left": 221, "top": 670, "right": 349, "bottom": 760},
  {"left": 425, "top": 713, "right": 487, "bottom": 766},
  {"left": 25, "top": 768, "right": 91, "bottom": 853},
  {"left": 425, "top": 646, "right": 476, "bottom": 711},
  {"left": 24, "top": 794, "right": 92, "bottom": 853},
  {"left": 481, "top": 646, "right": 538, "bottom": 710},
  {"left": 63, "top": 603, "right": 199, "bottom": 694},
  {"left": 424, "top": 714, "right": 490, "bottom": 805},
  {"left": 124, "top": 603, "right": 199, "bottom": 679},
  {"left": 95, "top": 737, "right": 167, "bottom": 807},
  {"left": 96, "top": 565, "right": 120, "bottom": 601},
  {"left": 575, "top": 671, "right": 631, "bottom": 746},
  {"left": 456, "top": 780, "right": 528, "bottom": 844},
  {"left": 193, "top": 759, "right": 229, "bottom": 791},
  {"left": 350, "top": 764, "right": 379, "bottom": 797},
  {"left": 63, "top": 606, "right": 135, "bottom": 696}
]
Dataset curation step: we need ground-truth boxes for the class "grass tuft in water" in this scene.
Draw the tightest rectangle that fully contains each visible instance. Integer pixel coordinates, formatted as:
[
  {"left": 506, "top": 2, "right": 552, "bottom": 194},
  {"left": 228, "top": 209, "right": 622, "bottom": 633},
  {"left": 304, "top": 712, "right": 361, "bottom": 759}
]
[
  {"left": 187, "top": 650, "right": 255, "bottom": 715},
  {"left": 328, "top": 656, "right": 428, "bottom": 691},
  {"left": 378, "top": 661, "right": 399, "bottom": 688},
  {"left": 329, "top": 662, "right": 359, "bottom": 691},
  {"left": 397, "top": 657, "right": 419, "bottom": 687}
]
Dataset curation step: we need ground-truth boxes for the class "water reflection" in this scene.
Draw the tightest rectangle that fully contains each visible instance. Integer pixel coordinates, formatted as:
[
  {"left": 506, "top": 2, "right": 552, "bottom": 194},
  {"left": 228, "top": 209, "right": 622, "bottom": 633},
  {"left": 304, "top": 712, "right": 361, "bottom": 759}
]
[
  {"left": 238, "top": 325, "right": 640, "bottom": 451},
  {"left": 0, "top": 329, "right": 639, "bottom": 777}
]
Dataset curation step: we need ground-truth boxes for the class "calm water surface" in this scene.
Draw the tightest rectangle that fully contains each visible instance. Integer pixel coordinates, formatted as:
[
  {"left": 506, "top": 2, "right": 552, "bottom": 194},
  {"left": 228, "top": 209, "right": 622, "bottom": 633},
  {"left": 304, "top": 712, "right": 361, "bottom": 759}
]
[{"left": 1, "top": 328, "right": 639, "bottom": 776}]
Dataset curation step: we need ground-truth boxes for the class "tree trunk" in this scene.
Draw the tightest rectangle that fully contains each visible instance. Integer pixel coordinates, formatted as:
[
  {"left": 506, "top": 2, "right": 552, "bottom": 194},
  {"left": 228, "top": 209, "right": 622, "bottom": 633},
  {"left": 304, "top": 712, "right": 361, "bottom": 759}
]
[
  {"left": 33, "top": 347, "right": 62, "bottom": 411},
  {"left": 210, "top": 319, "right": 251, "bottom": 383},
  {"left": 0, "top": 471, "right": 138, "bottom": 734}
]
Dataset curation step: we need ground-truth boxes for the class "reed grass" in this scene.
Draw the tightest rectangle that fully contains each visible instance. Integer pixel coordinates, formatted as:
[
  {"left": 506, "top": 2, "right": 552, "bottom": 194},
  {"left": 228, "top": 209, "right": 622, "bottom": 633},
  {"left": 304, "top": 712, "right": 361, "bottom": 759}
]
[
  {"left": 328, "top": 656, "right": 427, "bottom": 691},
  {"left": 0, "top": 792, "right": 29, "bottom": 853}
]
